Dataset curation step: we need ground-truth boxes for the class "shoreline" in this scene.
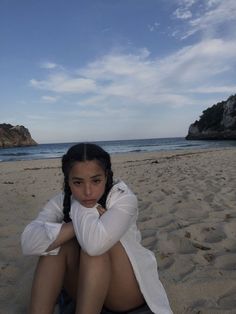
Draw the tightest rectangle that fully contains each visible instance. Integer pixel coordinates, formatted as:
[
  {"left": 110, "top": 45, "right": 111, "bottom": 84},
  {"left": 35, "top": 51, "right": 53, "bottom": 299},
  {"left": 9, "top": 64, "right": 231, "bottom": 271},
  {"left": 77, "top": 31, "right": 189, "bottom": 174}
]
[
  {"left": 0, "top": 145, "right": 234, "bottom": 164},
  {"left": 1, "top": 147, "right": 236, "bottom": 313},
  {"left": 1, "top": 136, "right": 236, "bottom": 163}
]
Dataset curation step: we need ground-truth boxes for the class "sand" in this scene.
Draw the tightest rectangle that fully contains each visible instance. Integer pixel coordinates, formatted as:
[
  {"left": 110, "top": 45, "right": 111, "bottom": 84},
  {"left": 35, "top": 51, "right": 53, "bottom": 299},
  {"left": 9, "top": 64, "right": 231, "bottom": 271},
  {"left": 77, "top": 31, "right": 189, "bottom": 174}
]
[{"left": 0, "top": 148, "right": 236, "bottom": 314}]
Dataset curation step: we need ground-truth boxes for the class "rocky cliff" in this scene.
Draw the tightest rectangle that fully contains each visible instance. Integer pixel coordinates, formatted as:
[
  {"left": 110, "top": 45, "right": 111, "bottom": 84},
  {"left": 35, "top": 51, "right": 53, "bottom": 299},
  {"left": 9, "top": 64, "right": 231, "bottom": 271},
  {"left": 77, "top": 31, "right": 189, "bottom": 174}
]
[
  {"left": 0, "top": 124, "right": 38, "bottom": 148},
  {"left": 186, "top": 95, "right": 236, "bottom": 140}
]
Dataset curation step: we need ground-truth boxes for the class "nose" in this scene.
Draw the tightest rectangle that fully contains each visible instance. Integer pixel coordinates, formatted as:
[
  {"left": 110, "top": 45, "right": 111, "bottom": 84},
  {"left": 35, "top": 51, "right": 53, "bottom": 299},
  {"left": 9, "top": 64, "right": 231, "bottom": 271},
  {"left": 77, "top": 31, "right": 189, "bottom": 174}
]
[{"left": 84, "top": 183, "right": 92, "bottom": 197}]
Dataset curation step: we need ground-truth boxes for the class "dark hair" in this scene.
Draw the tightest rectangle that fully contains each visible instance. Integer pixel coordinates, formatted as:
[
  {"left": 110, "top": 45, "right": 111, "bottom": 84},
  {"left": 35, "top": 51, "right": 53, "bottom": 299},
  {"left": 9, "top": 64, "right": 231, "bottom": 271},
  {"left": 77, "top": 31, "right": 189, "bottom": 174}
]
[{"left": 62, "top": 143, "right": 113, "bottom": 222}]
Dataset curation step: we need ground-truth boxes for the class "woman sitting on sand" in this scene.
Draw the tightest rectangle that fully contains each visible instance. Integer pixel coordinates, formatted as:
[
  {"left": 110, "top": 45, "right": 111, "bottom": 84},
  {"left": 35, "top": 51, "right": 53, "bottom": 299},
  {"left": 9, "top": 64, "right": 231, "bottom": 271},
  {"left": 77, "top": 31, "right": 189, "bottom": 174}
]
[{"left": 21, "top": 143, "right": 172, "bottom": 314}]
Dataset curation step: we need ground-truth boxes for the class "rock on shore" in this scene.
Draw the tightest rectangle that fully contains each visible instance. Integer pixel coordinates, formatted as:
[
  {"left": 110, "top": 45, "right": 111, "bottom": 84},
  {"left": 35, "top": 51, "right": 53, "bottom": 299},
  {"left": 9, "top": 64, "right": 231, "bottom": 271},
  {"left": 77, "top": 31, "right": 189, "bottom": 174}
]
[
  {"left": 0, "top": 124, "right": 37, "bottom": 148},
  {"left": 186, "top": 94, "right": 236, "bottom": 140}
]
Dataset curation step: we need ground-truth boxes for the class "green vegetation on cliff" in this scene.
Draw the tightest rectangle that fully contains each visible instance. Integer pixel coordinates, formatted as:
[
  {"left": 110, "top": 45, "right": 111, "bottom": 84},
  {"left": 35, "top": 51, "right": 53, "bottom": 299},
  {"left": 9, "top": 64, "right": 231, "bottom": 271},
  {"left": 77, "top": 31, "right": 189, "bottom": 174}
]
[{"left": 186, "top": 95, "right": 236, "bottom": 140}]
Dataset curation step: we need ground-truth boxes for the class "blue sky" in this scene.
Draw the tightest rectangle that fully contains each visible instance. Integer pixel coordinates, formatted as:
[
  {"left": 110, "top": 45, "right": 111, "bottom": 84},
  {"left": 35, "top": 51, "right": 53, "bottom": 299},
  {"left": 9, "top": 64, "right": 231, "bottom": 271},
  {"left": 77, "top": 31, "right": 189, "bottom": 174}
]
[{"left": 1, "top": 0, "right": 236, "bottom": 143}]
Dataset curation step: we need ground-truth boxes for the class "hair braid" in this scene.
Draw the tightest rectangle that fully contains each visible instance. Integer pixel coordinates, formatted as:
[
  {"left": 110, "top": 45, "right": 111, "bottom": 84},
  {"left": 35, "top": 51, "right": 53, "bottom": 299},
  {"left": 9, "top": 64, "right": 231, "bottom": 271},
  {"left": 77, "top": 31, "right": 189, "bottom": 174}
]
[
  {"left": 99, "top": 168, "right": 113, "bottom": 208},
  {"left": 63, "top": 179, "right": 72, "bottom": 223}
]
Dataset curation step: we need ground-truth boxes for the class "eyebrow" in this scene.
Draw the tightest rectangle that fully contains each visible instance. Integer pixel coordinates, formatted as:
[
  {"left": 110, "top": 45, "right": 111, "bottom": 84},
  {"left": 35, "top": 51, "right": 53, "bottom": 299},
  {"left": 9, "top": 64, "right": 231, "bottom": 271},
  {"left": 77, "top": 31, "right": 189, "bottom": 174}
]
[{"left": 71, "top": 174, "right": 103, "bottom": 180}]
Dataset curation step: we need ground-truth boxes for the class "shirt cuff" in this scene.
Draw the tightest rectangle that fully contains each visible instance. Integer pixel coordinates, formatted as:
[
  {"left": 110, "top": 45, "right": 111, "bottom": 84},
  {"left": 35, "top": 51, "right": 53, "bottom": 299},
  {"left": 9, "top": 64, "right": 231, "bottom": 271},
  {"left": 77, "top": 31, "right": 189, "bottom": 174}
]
[
  {"left": 41, "top": 247, "right": 61, "bottom": 256},
  {"left": 42, "top": 222, "right": 63, "bottom": 255},
  {"left": 44, "top": 222, "right": 63, "bottom": 240}
]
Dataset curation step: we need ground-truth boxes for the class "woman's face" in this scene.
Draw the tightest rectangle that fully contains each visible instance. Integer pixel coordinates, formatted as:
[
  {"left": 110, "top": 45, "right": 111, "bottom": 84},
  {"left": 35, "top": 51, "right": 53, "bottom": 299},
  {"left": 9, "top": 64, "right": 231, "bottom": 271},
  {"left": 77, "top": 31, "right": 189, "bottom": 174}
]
[{"left": 68, "top": 160, "right": 107, "bottom": 208}]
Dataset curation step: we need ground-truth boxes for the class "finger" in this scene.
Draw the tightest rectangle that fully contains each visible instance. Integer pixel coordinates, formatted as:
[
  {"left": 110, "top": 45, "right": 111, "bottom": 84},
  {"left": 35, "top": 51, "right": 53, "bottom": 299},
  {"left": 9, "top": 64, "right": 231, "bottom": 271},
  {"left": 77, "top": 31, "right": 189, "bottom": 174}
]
[{"left": 96, "top": 205, "right": 106, "bottom": 216}]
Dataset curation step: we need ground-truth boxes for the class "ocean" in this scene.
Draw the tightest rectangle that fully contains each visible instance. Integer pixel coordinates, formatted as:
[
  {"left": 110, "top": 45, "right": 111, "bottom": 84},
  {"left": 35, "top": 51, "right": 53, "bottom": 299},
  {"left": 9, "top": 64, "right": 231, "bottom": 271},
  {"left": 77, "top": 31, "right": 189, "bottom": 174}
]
[{"left": 0, "top": 137, "right": 236, "bottom": 162}]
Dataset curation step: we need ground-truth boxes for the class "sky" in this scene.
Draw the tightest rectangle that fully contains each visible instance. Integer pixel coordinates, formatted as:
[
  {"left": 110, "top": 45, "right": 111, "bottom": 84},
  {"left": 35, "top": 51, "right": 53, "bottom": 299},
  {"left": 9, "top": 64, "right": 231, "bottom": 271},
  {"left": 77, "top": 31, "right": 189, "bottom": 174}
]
[{"left": 1, "top": 0, "right": 236, "bottom": 143}]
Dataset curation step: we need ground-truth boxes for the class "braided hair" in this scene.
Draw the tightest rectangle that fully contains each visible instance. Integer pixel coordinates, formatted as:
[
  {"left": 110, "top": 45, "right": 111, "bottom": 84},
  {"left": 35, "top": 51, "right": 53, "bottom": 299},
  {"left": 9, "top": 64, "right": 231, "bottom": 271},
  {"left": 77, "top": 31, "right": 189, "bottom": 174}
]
[{"left": 62, "top": 143, "right": 113, "bottom": 222}]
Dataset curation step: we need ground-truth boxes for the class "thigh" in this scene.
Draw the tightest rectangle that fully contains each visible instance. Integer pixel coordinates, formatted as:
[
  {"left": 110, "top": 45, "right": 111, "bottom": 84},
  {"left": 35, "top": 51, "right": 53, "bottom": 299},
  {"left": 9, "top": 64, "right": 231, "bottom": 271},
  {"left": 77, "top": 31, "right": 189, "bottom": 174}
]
[
  {"left": 104, "top": 242, "right": 145, "bottom": 311},
  {"left": 61, "top": 238, "right": 81, "bottom": 300},
  {"left": 101, "top": 303, "right": 153, "bottom": 314},
  {"left": 30, "top": 241, "right": 79, "bottom": 314}
]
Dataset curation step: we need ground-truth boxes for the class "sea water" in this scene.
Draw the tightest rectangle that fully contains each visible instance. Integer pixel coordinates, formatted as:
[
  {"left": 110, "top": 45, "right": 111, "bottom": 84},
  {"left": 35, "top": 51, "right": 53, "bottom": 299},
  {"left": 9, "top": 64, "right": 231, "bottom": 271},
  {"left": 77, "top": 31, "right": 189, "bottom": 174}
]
[{"left": 0, "top": 137, "right": 236, "bottom": 162}]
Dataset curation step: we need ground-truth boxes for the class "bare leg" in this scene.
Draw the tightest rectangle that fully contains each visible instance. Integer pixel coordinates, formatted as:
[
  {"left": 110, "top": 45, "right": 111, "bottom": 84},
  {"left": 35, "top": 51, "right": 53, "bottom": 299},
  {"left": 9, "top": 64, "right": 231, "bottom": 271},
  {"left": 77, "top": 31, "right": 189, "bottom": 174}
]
[
  {"left": 75, "top": 250, "right": 111, "bottom": 314},
  {"left": 29, "top": 255, "right": 65, "bottom": 314},
  {"left": 104, "top": 242, "right": 145, "bottom": 311},
  {"left": 75, "top": 242, "right": 144, "bottom": 314},
  {"left": 29, "top": 239, "right": 80, "bottom": 314},
  {"left": 30, "top": 240, "right": 144, "bottom": 314}
]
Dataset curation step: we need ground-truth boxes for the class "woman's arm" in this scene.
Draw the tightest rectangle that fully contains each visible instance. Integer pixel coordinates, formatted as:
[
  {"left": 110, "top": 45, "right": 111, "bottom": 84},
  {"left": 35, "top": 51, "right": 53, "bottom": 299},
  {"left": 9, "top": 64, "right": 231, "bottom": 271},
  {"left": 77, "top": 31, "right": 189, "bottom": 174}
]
[
  {"left": 70, "top": 188, "right": 138, "bottom": 256},
  {"left": 46, "top": 202, "right": 109, "bottom": 252},
  {"left": 46, "top": 222, "right": 75, "bottom": 252},
  {"left": 21, "top": 193, "right": 72, "bottom": 256}
]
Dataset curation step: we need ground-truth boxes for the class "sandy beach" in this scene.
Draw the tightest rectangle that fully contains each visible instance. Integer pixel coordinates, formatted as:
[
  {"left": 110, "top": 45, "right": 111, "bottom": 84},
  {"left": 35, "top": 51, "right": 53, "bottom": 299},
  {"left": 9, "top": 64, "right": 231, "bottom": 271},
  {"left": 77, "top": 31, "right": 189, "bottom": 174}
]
[{"left": 1, "top": 148, "right": 236, "bottom": 314}]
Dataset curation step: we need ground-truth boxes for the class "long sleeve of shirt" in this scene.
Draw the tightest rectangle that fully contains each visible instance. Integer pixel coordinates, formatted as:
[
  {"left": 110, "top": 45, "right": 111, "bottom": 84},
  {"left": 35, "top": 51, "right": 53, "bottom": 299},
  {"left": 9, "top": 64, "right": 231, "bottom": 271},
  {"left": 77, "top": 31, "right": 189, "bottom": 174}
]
[
  {"left": 20, "top": 181, "right": 173, "bottom": 313},
  {"left": 21, "top": 193, "right": 64, "bottom": 255},
  {"left": 70, "top": 182, "right": 138, "bottom": 256}
]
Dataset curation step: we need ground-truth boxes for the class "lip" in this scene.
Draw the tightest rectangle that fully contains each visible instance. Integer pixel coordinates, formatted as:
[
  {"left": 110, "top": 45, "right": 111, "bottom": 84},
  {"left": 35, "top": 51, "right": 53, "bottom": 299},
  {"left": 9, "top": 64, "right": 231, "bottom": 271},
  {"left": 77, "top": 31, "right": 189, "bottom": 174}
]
[{"left": 82, "top": 199, "right": 97, "bottom": 207}]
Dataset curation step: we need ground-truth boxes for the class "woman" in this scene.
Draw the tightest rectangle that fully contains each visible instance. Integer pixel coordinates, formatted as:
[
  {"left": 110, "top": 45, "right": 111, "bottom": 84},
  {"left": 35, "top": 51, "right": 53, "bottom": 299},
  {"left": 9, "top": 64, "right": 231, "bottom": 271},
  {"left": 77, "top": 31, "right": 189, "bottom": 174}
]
[{"left": 21, "top": 143, "right": 172, "bottom": 314}]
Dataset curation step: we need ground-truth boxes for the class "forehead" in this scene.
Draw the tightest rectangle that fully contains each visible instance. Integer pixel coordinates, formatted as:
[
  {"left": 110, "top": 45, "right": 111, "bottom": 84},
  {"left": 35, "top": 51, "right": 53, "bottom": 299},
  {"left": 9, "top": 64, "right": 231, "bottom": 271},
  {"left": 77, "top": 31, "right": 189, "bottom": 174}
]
[{"left": 69, "top": 160, "right": 105, "bottom": 177}]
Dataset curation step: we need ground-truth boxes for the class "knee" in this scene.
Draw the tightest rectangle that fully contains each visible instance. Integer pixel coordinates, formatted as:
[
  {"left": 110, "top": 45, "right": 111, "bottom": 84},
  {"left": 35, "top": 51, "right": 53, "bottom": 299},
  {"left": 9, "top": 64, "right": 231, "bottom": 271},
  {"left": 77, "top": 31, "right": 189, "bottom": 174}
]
[
  {"left": 60, "top": 238, "right": 80, "bottom": 252},
  {"left": 59, "top": 238, "right": 80, "bottom": 265},
  {"left": 80, "top": 249, "right": 111, "bottom": 268},
  {"left": 80, "top": 242, "right": 123, "bottom": 265}
]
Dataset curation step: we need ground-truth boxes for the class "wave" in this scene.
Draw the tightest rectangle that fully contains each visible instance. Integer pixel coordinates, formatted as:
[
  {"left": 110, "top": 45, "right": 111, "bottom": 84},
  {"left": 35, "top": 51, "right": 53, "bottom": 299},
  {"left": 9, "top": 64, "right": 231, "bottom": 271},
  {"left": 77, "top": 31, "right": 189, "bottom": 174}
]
[
  {"left": 1, "top": 138, "right": 236, "bottom": 162},
  {"left": 129, "top": 149, "right": 144, "bottom": 152},
  {"left": 178, "top": 143, "right": 203, "bottom": 148},
  {"left": 0, "top": 152, "right": 32, "bottom": 157}
]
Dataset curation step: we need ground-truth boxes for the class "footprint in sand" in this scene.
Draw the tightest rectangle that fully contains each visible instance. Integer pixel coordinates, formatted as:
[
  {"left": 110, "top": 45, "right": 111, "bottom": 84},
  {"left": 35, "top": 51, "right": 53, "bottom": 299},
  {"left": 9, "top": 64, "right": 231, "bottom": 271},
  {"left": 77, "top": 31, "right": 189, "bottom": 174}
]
[
  {"left": 158, "top": 234, "right": 197, "bottom": 255},
  {"left": 167, "top": 255, "right": 195, "bottom": 282},
  {"left": 217, "top": 288, "right": 236, "bottom": 309},
  {"left": 193, "top": 226, "right": 227, "bottom": 244},
  {"left": 222, "top": 238, "right": 236, "bottom": 253},
  {"left": 214, "top": 253, "right": 236, "bottom": 270},
  {"left": 223, "top": 221, "right": 236, "bottom": 238},
  {"left": 156, "top": 253, "right": 174, "bottom": 271},
  {"left": 185, "top": 299, "right": 207, "bottom": 313},
  {"left": 203, "top": 228, "right": 227, "bottom": 243}
]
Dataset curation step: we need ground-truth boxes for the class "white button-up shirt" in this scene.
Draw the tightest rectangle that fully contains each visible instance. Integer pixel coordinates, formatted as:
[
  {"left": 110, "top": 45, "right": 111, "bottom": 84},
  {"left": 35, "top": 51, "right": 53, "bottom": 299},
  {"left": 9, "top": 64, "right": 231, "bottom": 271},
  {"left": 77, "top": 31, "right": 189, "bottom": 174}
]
[{"left": 21, "top": 180, "right": 173, "bottom": 314}]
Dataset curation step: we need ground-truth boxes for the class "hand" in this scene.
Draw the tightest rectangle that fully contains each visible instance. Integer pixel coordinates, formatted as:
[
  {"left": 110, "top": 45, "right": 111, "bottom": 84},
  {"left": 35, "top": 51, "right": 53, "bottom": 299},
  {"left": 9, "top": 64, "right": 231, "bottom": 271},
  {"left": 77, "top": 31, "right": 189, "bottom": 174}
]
[{"left": 96, "top": 204, "right": 106, "bottom": 217}]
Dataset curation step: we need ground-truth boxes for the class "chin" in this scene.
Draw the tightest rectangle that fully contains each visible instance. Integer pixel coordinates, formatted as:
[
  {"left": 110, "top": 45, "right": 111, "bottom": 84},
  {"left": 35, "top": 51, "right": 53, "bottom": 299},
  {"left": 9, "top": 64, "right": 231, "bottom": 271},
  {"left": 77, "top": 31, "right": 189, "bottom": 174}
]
[{"left": 81, "top": 201, "right": 97, "bottom": 208}]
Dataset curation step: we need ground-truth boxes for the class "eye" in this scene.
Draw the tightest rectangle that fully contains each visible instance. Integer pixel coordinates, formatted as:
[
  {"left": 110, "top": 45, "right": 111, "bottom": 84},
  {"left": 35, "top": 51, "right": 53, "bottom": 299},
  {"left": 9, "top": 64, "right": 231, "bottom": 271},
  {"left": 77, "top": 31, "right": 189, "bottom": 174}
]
[
  {"left": 73, "top": 181, "right": 82, "bottom": 186},
  {"left": 93, "top": 179, "right": 101, "bottom": 184}
]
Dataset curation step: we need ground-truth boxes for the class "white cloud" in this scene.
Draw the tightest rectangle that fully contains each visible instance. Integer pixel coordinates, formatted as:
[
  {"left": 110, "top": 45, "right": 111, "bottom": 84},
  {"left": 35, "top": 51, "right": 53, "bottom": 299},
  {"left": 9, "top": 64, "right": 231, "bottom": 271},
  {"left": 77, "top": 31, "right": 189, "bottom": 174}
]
[
  {"left": 26, "top": 114, "right": 50, "bottom": 121},
  {"left": 148, "top": 22, "right": 160, "bottom": 32},
  {"left": 174, "top": 8, "right": 192, "bottom": 20},
  {"left": 30, "top": 73, "right": 97, "bottom": 93},
  {"left": 148, "top": 25, "right": 155, "bottom": 32},
  {"left": 174, "top": 0, "right": 236, "bottom": 39},
  {"left": 30, "top": 38, "right": 236, "bottom": 112},
  {"left": 81, "top": 48, "right": 150, "bottom": 79},
  {"left": 173, "top": 0, "right": 195, "bottom": 20},
  {"left": 189, "top": 85, "right": 236, "bottom": 94},
  {"left": 158, "top": 39, "right": 236, "bottom": 83},
  {"left": 41, "top": 95, "right": 59, "bottom": 103},
  {"left": 180, "top": 0, "right": 196, "bottom": 7},
  {"left": 40, "top": 62, "right": 58, "bottom": 69},
  {"left": 205, "top": 0, "right": 222, "bottom": 8}
]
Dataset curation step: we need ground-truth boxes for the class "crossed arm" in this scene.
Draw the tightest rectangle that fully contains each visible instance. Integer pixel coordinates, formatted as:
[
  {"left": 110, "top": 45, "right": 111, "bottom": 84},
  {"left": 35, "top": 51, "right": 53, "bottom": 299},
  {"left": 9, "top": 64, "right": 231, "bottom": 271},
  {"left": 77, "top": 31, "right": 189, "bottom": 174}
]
[
  {"left": 21, "top": 191, "right": 137, "bottom": 256},
  {"left": 46, "top": 205, "right": 106, "bottom": 252}
]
